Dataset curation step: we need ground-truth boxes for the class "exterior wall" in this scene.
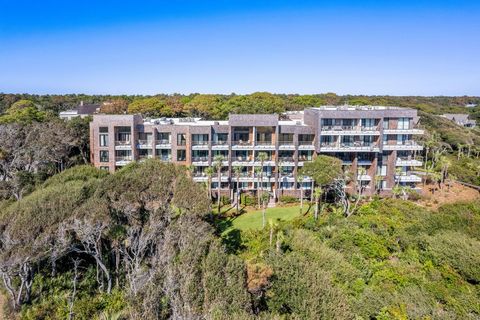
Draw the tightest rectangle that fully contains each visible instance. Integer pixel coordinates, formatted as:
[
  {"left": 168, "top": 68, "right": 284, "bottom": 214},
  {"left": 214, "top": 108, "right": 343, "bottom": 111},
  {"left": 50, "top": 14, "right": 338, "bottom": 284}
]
[{"left": 89, "top": 107, "right": 424, "bottom": 198}]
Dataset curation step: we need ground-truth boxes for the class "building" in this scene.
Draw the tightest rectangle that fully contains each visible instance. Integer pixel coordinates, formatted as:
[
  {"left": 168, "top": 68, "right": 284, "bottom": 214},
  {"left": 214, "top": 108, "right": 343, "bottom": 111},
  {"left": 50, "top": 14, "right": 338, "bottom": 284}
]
[
  {"left": 89, "top": 106, "right": 424, "bottom": 199},
  {"left": 441, "top": 113, "right": 476, "bottom": 128},
  {"left": 60, "top": 101, "right": 101, "bottom": 120}
]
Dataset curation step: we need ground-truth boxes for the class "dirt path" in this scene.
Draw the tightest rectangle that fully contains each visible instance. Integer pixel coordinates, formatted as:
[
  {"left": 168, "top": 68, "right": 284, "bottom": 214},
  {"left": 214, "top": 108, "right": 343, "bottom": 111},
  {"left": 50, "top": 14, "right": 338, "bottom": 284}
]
[{"left": 418, "top": 181, "right": 480, "bottom": 209}]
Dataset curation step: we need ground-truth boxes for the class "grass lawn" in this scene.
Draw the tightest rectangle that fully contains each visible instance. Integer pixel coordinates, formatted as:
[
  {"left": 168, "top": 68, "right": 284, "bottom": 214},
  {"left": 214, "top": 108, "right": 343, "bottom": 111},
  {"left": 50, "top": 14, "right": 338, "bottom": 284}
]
[{"left": 221, "top": 205, "right": 310, "bottom": 233}]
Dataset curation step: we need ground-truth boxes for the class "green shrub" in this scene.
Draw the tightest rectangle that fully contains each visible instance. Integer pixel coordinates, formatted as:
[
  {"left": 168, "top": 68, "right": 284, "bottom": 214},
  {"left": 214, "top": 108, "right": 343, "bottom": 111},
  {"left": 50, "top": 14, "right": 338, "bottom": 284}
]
[
  {"left": 240, "top": 194, "right": 257, "bottom": 206},
  {"left": 279, "top": 195, "right": 298, "bottom": 204}
]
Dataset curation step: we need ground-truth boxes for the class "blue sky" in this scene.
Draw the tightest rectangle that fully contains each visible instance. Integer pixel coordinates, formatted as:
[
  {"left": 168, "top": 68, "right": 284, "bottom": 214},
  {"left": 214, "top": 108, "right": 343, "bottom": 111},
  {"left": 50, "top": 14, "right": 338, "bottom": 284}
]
[{"left": 0, "top": 0, "right": 479, "bottom": 95}]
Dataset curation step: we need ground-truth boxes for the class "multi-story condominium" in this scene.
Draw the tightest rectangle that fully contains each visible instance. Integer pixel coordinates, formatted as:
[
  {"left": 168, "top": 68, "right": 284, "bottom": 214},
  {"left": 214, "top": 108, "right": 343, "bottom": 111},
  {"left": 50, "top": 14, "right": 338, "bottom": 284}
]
[{"left": 89, "top": 106, "right": 424, "bottom": 198}]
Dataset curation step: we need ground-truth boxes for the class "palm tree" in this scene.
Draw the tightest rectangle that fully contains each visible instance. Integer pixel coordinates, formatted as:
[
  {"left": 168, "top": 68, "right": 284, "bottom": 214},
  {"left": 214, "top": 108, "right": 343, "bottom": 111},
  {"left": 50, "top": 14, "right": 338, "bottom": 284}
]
[
  {"left": 394, "top": 167, "right": 403, "bottom": 188},
  {"left": 297, "top": 174, "right": 305, "bottom": 214},
  {"left": 439, "top": 156, "right": 452, "bottom": 188},
  {"left": 233, "top": 165, "right": 243, "bottom": 215},
  {"left": 254, "top": 166, "right": 262, "bottom": 208},
  {"left": 213, "top": 155, "right": 225, "bottom": 213},
  {"left": 457, "top": 143, "right": 464, "bottom": 160},
  {"left": 261, "top": 191, "right": 269, "bottom": 228},
  {"left": 313, "top": 187, "right": 323, "bottom": 220},
  {"left": 258, "top": 151, "right": 268, "bottom": 195},
  {"left": 205, "top": 166, "right": 214, "bottom": 199}
]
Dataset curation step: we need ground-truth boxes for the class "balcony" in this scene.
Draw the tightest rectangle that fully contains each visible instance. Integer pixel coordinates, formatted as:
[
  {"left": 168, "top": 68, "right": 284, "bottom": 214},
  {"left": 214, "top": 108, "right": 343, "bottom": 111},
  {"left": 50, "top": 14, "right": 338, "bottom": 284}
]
[
  {"left": 254, "top": 140, "right": 275, "bottom": 150},
  {"left": 395, "top": 172, "right": 422, "bottom": 182},
  {"left": 137, "top": 140, "right": 153, "bottom": 149},
  {"left": 320, "top": 142, "right": 380, "bottom": 152},
  {"left": 357, "top": 159, "right": 374, "bottom": 165},
  {"left": 383, "top": 141, "right": 423, "bottom": 151},
  {"left": 212, "top": 140, "right": 229, "bottom": 150},
  {"left": 383, "top": 128, "right": 424, "bottom": 135},
  {"left": 114, "top": 140, "right": 132, "bottom": 150},
  {"left": 357, "top": 174, "right": 372, "bottom": 181},
  {"left": 321, "top": 125, "right": 380, "bottom": 135},
  {"left": 115, "top": 156, "right": 133, "bottom": 166},
  {"left": 232, "top": 156, "right": 254, "bottom": 166},
  {"left": 155, "top": 139, "right": 171, "bottom": 148},
  {"left": 278, "top": 140, "right": 295, "bottom": 150},
  {"left": 298, "top": 140, "right": 315, "bottom": 150},
  {"left": 232, "top": 140, "right": 253, "bottom": 150},
  {"left": 396, "top": 157, "right": 423, "bottom": 167},
  {"left": 192, "top": 140, "right": 209, "bottom": 150},
  {"left": 278, "top": 157, "right": 296, "bottom": 166},
  {"left": 158, "top": 156, "right": 172, "bottom": 162},
  {"left": 192, "top": 156, "right": 209, "bottom": 166}
]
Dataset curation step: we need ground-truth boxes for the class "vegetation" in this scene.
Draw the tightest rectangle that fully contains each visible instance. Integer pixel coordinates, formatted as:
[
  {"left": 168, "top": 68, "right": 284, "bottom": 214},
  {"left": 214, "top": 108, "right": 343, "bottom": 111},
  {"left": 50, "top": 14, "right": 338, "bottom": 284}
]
[{"left": 1, "top": 93, "right": 480, "bottom": 318}]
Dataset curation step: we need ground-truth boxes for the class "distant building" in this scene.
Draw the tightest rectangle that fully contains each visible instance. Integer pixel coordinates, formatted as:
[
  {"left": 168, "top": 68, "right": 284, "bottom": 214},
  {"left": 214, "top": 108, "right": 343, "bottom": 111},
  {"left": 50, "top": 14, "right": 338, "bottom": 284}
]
[
  {"left": 441, "top": 113, "right": 476, "bottom": 128},
  {"left": 465, "top": 103, "right": 477, "bottom": 108},
  {"left": 89, "top": 106, "right": 424, "bottom": 198},
  {"left": 60, "top": 101, "right": 100, "bottom": 120}
]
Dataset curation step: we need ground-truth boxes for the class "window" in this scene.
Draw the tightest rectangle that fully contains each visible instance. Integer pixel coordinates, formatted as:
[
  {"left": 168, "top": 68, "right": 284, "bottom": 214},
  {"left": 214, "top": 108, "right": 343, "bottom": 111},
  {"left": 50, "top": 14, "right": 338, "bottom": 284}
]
[
  {"left": 156, "top": 149, "right": 171, "bottom": 161},
  {"left": 177, "top": 149, "right": 186, "bottom": 161},
  {"left": 100, "top": 150, "right": 109, "bottom": 162},
  {"left": 177, "top": 134, "right": 186, "bottom": 146},
  {"left": 398, "top": 118, "right": 410, "bottom": 130},
  {"left": 100, "top": 166, "right": 109, "bottom": 171},
  {"left": 383, "top": 118, "right": 390, "bottom": 129},
  {"left": 157, "top": 132, "right": 170, "bottom": 144},
  {"left": 213, "top": 133, "right": 228, "bottom": 145},
  {"left": 99, "top": 127, "right": 109, "bottom": 147},
  {"left": 192, "top": 134, "right": 209, "bottom": 145},
  {"left": 115, "top": 126, "right": 131, "bottom": 143},
  {"left": 361, "top": 118, "right": 375, "bottom": 128},
  {"left": 138, "top": 132, "right": 153, "bottom": 145}
]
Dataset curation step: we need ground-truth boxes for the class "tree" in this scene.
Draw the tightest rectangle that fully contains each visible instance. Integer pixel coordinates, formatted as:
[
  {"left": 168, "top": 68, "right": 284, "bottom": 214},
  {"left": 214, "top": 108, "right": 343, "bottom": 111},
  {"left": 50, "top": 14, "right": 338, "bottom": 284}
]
[
  {"left": 297, "top": 174, "right": 305, "bottom": 214},
  {"left": 100, "top": 98, "right": 129, "bottom": 114},
  {"left": 257, "top": 152, "right": 269, "bottom": 207},
  {"left": 213, "top": 154, "right": 225, "bottom": 213},
  {"left": 300, "top": 156, "right": 343, "bottom": 216},
  {"left": 205, "top": 166, "right": 214, "bottom": 199},
  {"left": 127, "top": 97, "right": 173, "bottom": 117},
  {"left": 233, "top": 165, "right": 243, "bottom": 215},
  {"left": 184, "top": 94, "right": 224, "bottom": 119},
  {"left": 260, "top": 192, "right": 269, "bottom": 229},
  {"left": 313, "top": 187, "right": 323, "bottom": 220}
]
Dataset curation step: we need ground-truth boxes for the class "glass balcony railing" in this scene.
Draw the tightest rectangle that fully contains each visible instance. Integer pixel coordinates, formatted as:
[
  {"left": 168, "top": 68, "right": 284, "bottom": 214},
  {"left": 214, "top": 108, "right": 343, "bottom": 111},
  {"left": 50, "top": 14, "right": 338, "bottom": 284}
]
[
  {"left": 192, "top": 157, "right": 209, "bottom": 162},
  {"left": 115, "top": 156, "right": 132, "bottom": 162},
  {"left": 278, "top": 140, "right": 294, "bottom": 145},
  {"left": 192, "top": 140, "right": 209, "bottom": 146},
  {"left": 278, "top": 157, "right": 295, "bottom": 162},
  {"left": 212, "top": 140, "right": 228, "bottom": 145},
  {"left": 298, "top": 140, "right": 314, "bottom": 145},
  {"left": 156, "top": 139, "right": 171, "bottom": 144},
  {"left": 115, "top": 140, "right": 131, "bottom": 145},
  {"left": 233, "top": 140, "right": 252, "bottom": 146},
  {"left": 137, "top": 140, "right": 152, "bottom": 146},
  {"left": 255, "top": 141, "right": 273, "bottom": 146}
]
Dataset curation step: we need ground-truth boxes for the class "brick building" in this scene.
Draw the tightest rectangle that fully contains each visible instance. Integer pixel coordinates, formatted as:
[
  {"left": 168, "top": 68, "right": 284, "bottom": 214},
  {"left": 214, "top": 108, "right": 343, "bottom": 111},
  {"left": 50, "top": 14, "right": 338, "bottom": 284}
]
[{"left": 89, "top": 106, "right": 424, "bottom": 199}]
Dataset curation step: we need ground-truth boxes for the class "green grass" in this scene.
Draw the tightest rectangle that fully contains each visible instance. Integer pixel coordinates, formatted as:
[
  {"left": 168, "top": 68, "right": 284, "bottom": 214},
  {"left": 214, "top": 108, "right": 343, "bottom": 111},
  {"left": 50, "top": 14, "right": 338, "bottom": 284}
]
[{"left": 223, "top": 205, "right": 309, "bottom": 233}]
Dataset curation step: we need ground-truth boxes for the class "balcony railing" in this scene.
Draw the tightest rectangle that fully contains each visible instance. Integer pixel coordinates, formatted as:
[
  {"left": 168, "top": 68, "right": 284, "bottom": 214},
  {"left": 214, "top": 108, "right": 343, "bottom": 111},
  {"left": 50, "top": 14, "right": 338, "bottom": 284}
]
[
  {"left": 298, "top": 140, "right": 314, "bottom": 145},
  {"left": 232, "top": 156, "right": 252, "bottom": 161},
  {"left": 278, "top": 157, "right": 295, "bottom": 162},
  {"left": 138, "top": 155, "right": 153, "bottom": 160},
  {"left": 212, "top": 140, "right": 228, "bottom": 146},
  {"left": 192, "top": 157, "right": 209, "bottom": 162},
  {"left": 192, "top": 141, "right": 209, "bottom": 146},
  {"left": 115, "top": 156, "right": 133, "bottom": 162},
  {"left": 115, "top": 140, "right": 131, "bottom": 145},
  {"left": 298, "top": 156, "right": 313, "bottom": 161},
  {"left": 255, "top": 157, "right": 273, "bottom": 162},
  {"left": 156, "top": 139, "right": 171, "bottom": 145},
  {"left": 278, "top": 140, "right": 294, "bottom": 145},
  {"left": 255, "top": 141, "right": 273, "bottom": 146},
  {"left": 158, "top": 156, "right": 172, "bottom": 162},
  {"left": 232, "top": 140, "right": 252, "bottom": 146},
  {"left": 138, "top": 140, "right": 152, "bottom": 146}
]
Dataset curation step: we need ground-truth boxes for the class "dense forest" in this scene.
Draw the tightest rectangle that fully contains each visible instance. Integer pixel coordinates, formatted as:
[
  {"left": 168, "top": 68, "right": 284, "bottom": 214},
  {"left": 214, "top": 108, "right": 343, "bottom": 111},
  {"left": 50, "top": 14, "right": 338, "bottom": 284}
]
[{"left": 0, "top": 93, "right": 479, "bottom": 319}]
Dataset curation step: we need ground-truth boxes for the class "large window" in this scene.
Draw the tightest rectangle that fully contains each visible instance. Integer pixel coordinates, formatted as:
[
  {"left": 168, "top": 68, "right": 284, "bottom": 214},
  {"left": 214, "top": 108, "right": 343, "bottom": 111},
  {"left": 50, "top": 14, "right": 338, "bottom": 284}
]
[
  {"left": 398, "top": 118, "right": 410, "bottom": 130},
  {"left": 156, "top": 149, "right": 171, "bottom": 161},
  {"left": 99, "top": 127, "right": 108, "bottom": 147},
  {"left": 177, "top": 149, "right": 186, "bottom": 161},
  {"left": 177, "top": 134, "right": 186, "bottom": 146},
  {"left": 157, "top": 132, "right": 170, "bottom": 144},
  {"left": 115, "top": 126, "right": 131, "bottom": 143},
  {"left": 192, "top": 134, "right": 209, "bottom": 145},
  {"left": 99, "top": 150, "right": 109, "bottom": 162}
]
